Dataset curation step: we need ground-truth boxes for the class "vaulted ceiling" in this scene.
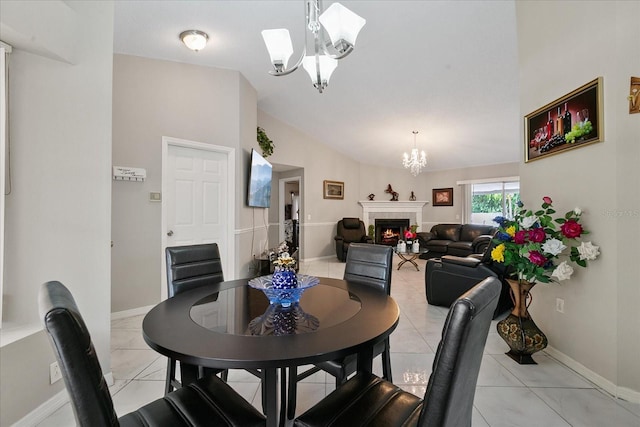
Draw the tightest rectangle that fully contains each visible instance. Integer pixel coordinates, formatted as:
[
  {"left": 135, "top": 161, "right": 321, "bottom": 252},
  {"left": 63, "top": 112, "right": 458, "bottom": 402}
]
[{"left": 114, "top": 0, "right": 521, "bottom": 171}]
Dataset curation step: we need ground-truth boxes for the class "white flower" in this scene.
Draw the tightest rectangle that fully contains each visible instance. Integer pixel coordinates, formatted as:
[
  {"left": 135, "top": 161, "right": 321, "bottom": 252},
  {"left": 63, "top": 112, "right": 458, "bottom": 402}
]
[
  {"left": 577, "top": 241, "right": 600, "bottom": 260},
  {"left": 541, "top": 238, "right": 567, "bottom": 256},
  {"left": 520, "top": 216, "right": 537, "bottom": 229},
  {"left": 552, "top": 261, "right": 574, "bottom": 281},
  {"left": 574, "top": 207, "right": 582, "bottom": 215}
]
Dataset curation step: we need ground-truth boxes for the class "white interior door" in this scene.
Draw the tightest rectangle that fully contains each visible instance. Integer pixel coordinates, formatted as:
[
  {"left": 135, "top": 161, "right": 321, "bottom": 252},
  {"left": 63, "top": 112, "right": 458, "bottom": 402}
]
[{"left": 162, "top": 138, "right": 235, "bottom": 300}]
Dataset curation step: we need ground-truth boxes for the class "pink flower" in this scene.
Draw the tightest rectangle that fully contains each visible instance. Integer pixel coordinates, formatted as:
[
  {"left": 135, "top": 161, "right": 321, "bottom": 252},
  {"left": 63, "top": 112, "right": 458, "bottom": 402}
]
[
  {"left": 543, "top": 196, "right": 553, "bottom": 204},
  {"left": 514, "top": 230, "right": 528, "bottom": 244},
  {"left": 529, "top": 251, "right": 547, "bottom": 266},
  {"left": 528, "top": 228, "right": 546, "bottom": 243},
  {"left": 560, "top": 220, "right": 583, "bottom": 238}
]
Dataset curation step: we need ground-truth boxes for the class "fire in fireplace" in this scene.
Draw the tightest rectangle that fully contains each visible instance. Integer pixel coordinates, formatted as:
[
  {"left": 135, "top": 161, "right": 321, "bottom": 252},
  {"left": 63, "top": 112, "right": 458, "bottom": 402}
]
[{"left": 375, "top": 219, "right": 410, "bottom": 246}]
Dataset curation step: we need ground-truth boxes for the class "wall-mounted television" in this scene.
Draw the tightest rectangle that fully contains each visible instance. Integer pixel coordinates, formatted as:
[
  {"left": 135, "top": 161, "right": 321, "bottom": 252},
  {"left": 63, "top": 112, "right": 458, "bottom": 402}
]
[{"left": 247, "top": 149, "right": 273, "bottom": 208}]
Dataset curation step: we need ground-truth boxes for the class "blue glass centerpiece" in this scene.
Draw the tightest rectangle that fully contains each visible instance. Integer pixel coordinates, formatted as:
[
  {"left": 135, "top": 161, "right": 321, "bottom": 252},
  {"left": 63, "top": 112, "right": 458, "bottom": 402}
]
[{"left": 248, "top": 274, "right": 319, "bottom": 307}]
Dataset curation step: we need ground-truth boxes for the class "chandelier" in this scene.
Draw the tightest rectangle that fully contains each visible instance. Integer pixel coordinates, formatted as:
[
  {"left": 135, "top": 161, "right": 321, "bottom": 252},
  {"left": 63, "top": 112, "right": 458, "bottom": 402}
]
[
  {"left": 403, "top": 131, "right": 427, "bottom": 176},
  {"left": 261, "top": 1, "right": 366, "bottom": 93}
]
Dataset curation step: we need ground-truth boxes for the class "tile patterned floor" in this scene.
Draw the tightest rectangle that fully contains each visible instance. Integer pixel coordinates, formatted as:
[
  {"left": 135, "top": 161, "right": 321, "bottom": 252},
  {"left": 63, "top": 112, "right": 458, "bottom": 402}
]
[{"left": 38, "top": 258, "right": 640, "bottom": 426}]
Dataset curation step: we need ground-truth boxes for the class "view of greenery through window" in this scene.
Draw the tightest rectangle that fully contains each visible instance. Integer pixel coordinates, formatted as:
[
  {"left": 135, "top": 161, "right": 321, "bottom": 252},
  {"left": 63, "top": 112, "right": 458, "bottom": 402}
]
[{"left": 470, "top": 181, "right": 520, "bottom": 225}]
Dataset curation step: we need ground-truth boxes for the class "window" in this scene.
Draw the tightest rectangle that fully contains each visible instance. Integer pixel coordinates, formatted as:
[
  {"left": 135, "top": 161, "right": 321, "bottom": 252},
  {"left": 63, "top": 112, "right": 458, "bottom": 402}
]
[{"left": 469, "top": 181, "right": 520, "bottom": 225}]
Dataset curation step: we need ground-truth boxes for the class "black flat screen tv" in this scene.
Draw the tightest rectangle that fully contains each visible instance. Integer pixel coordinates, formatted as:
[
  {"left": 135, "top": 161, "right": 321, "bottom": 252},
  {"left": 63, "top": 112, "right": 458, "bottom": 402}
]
[{"left": 247, "top": 149, "right": 272, "bottom": 208}]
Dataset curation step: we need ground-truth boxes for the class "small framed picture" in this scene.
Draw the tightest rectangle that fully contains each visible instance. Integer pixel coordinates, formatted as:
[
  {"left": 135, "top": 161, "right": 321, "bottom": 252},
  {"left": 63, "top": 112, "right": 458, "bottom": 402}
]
[
  {"left": 323, "top": 180, "right": 344, "bottom": 200},
  {"left": 432, "top": 188, "right": 453, "bottom": 206}
]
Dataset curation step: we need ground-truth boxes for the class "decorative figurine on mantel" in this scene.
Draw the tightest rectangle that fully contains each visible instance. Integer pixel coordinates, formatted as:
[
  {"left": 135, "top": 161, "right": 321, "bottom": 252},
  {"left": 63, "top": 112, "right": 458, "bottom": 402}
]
[
  {"left": 409, "top": 191, "right": 416, "bottom": 201},
  {"left": 385, "top": 184, "right": 399, "bottom": 201},
  {"left": 368, "top": 193, "right": 375, "bottom": 201}
]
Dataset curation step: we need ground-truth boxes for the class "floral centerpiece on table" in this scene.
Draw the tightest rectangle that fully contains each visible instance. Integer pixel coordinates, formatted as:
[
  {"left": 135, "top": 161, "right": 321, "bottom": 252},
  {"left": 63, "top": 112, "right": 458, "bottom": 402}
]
[
  {"left": 491, "top": 196, "right": 600, "bottom": 283},
  {"left": 404, "top": 224, "right": 419, "bottom": 241},
  {"left": 271, "top": 251, "right": 297, "bottom": 290}
]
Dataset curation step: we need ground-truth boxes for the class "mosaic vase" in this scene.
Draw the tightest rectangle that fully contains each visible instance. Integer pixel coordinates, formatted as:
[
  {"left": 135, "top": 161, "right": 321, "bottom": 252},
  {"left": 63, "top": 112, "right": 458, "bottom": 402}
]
[
  {"left": 271, "top": 266, "right": 298, "bottom": 290},
  {"left": 497, "top": 279, "right": 548, "bottom": 364}
]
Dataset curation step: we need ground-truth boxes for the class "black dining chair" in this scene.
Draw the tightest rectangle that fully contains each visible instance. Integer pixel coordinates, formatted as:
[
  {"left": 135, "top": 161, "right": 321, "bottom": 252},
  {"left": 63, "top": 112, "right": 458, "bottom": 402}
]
[
  {"left": 39, "top": 280, "right": 266, "bottom": 427},
  {"left": 165, "top": 243, "right": 227, "bottom": 393},
  {"left": 293, "top": 276, "right": 501, "bottom": 427},
  {"left": 287, "top": 243, "right": 394, "bottom": 419}
]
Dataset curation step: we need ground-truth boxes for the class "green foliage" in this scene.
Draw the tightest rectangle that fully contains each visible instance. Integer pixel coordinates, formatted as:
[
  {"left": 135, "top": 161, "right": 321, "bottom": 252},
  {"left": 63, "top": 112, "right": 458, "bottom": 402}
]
[
  {"left": 472, "top": 192, "right": 520, "bottom": 215},
  {"left": 257, "top": 127, "right": 274, "bottom": 157}
]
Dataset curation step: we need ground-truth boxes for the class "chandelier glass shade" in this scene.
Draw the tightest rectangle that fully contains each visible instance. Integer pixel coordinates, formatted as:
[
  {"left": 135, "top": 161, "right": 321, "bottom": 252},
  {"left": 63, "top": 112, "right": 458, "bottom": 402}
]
[
  {"left": 403, "top": 131, "right": 427, "bottom": 176},
  {"left": 261, "top": 1, "right": 365, "bottom": 93}
]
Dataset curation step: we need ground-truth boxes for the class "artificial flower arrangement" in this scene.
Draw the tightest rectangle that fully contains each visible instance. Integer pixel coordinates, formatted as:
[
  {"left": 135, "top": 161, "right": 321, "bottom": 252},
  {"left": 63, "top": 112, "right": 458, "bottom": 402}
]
[
  {"left": 273, "top": 251, "right": 296, "bottom": 270},
  {"left": 491, "top": 196, "right": 600, "bottom": 283},
  {"left": 404, "top": 224, "right": 419, "bottom": 241}
]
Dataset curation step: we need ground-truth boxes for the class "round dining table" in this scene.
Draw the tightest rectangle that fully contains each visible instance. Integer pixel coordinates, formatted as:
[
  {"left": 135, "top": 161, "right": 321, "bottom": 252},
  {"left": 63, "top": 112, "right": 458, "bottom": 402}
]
[{"left": 142, "top": 276, "right": 400, "bottom": 427}]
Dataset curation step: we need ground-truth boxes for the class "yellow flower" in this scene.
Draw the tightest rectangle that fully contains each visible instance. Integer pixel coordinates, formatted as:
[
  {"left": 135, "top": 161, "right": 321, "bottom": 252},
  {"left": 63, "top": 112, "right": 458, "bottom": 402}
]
[
  {"left": 491, "top": 244, "right": 505, "bottom": 263},
  {"left": 505, "top": 225, "right": 516, "bottom": 237}
]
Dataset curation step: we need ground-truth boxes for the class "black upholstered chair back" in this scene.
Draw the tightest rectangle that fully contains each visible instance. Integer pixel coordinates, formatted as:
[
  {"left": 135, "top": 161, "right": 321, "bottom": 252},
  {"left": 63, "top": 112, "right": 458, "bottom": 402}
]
[
  {"left": 166, "top": 243, "right": 224, "bottom": 298},
  {"left": 39, "top": 281, "right": 118, "bottom": 427},
  {"left": 419, "top": 277, "right": 500, "bottom": 427},
  {"left": 343, "top": 243, "right": 393, "bottom": 293}
]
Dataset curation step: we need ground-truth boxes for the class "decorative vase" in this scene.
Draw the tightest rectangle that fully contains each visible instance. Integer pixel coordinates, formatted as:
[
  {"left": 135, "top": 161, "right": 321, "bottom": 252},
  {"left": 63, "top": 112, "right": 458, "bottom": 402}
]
[
  {"left": 271, "top": 266, "right": 298, "bottom": 290},
  {"left": 497, "top": 279, "right": 548, "bottom": 364}
]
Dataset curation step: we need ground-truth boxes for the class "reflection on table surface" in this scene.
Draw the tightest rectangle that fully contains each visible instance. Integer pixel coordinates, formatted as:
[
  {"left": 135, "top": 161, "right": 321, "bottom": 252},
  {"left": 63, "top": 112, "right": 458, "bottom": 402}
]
[{"left": 189, "top": 283, "right": 361, "bottom": 337}]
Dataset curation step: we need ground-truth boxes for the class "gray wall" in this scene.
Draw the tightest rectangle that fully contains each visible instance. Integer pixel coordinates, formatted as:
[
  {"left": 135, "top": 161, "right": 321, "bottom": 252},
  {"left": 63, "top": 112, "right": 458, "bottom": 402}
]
[
  {"left": 0, "top": 1, "right": 114, "bottom": 424},
  {"left": 516, "top": 0, "right": 639, "bottom": 399},
  {"left": 111, "top": 54, "right": 257, "bottom": 313}
]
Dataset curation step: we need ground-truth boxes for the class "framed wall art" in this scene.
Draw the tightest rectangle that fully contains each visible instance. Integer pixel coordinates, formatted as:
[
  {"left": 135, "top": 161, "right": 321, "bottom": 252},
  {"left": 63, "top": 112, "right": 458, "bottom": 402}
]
[
  {"left": 432, "top": 188, "right": 453, "bottom": 206},
  {"left": 323, "top": 180, "right": 344, "bottom": 199},
  {"left": 525, "top": 77, "right": 603, "bottom": 163}
]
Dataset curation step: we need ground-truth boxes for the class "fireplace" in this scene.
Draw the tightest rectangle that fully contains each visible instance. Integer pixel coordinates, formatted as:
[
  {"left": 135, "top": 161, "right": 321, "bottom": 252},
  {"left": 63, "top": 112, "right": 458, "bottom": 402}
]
[{"left": 375, "top": 219, "right": 410, "bottom": 246}]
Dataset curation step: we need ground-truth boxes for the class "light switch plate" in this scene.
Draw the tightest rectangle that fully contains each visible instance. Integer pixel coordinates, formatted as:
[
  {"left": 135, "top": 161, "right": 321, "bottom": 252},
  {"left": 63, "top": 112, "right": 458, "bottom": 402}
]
[{"left": 149, "top": 192, "right": 162, "bottom": 202}]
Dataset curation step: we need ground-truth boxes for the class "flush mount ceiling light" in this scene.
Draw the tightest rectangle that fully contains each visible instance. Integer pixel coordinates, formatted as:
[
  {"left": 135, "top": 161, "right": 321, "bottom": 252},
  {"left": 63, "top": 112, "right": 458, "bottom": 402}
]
[
  {"left": 403, "top": 131, "right": 427, "bottom": 176},
  {"left": 180, "top": 30, "right": 209, "bottom": 51},
  {"left": 261, "top": 0, "right": 366, "bottom": 93}
]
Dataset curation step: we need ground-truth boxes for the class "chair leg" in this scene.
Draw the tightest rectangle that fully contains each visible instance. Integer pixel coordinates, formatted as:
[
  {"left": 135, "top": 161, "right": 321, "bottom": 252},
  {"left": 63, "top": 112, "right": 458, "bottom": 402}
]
[
  {"left": 382, "top": 338, "right": 393, "bottom": 382},
  {"left": 165, "top": 358, "right": 176, "bottom": 395},
  {"left": 287, "top": 366, "right": 297, "bottom": 420}
]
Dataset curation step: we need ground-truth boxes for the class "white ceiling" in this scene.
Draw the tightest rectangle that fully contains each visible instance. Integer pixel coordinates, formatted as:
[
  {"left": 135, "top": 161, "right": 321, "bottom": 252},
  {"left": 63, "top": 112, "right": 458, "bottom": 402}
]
[{"left": 114, "top": 0, "right": 521, "bottom": 172}]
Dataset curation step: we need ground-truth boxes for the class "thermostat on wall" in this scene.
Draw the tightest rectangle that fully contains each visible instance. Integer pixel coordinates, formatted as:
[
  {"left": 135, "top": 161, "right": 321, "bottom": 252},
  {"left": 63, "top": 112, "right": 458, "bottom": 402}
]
[{"left": 113, "top": 166, "right": 146, "bottom": 182}]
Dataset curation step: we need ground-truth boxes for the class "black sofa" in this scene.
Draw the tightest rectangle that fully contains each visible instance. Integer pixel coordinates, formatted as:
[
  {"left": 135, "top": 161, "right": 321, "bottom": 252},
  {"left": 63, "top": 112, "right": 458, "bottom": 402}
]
[
  {"left": 334, "top": 218, "right": 373, "bottom": 262},
  {"left": 417, "top": 223, "right": 496, "bottom": 259}
]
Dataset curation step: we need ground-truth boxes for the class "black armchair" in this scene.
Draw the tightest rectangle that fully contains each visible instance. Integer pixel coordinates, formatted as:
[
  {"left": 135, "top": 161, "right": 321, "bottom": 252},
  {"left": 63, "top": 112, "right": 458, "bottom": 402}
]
[
  {"left": 294, "top": 277, "right": 501, "bottom": 427},
  {"left": 425, "top": 238, "right": 513, "bottom": 318},
  {"left": 39, "top": 281, "right": 266, "bottom": 427},
  {"left": 334, "top": 218, "right": 373, "bottom": 262}
]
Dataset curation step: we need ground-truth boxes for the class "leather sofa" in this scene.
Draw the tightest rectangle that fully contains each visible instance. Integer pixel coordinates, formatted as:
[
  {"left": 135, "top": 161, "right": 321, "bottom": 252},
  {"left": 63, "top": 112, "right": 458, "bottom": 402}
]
[
  {"left": 334, "top": 218, "right": 373, "bottom": 262},
  {"left": 416, "top": 223, "right": 496, "bottom": 259}
]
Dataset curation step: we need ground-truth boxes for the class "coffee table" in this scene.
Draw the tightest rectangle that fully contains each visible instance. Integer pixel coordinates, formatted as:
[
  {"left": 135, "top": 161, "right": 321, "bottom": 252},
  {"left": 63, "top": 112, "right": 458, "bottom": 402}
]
[{"left": 394, "top": 248, "right": 428, "bottom": 271}]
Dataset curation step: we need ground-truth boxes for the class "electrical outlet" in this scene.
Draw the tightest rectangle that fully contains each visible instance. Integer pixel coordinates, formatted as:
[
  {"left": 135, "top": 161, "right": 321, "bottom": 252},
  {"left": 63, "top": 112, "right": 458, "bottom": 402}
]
[
  {"left": 50, "top": 361, "right": 62, "bottom": 384},
  {"left": 556, "top": 298, "right": 565, "bottom": 313}
]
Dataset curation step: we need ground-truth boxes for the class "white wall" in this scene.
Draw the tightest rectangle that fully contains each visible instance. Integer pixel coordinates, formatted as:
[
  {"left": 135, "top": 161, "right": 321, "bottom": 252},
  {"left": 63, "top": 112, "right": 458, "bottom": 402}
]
[
  {"left": 516, "top": 0, "right": 639, "bottom": 399},
  {"left": 0, "top": 1, "right": 114, "bottom": 424}
]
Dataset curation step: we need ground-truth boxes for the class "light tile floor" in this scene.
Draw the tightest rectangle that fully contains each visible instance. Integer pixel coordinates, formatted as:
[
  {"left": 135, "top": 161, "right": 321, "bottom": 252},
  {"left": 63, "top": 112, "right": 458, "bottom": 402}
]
[{"left": 38, "top": 258, "right": 640, "bottom": 426}]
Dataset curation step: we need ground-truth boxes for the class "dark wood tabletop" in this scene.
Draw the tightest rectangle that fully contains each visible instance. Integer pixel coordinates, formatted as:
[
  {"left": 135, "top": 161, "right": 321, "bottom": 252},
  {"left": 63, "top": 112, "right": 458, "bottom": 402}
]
[{"left": 142, "top": 276, "right": 399, "bottom": 427}]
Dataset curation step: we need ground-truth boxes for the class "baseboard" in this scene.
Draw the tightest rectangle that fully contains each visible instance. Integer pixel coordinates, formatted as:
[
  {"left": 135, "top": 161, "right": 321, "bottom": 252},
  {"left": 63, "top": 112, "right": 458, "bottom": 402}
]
[
  {"left": 545, "top": 346, "right": 640, "bottom": 404},
  {"left": 12, "top": 389, "right": 68, "bottom": 427},
  {"left": 111, "top": 305, "right": 154, "bottom": 321},
  {"left": 13, "top": 371, "right": 114, "bottom": 426},
  {"left": 301, "top": 255, "right": 335, "bottom": 263}
]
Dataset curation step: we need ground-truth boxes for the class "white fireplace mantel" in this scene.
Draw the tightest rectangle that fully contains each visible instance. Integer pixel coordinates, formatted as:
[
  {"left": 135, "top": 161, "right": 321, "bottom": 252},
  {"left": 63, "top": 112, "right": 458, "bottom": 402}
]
[{"left": 358, "top": 200, "right": 428, "bottom": 230}]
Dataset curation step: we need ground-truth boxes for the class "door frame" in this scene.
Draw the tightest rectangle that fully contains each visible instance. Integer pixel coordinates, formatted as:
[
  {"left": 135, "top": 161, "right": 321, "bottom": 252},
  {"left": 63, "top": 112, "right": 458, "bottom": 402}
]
[
  {"left": 278, "top": 175, "right": 301, "bottom": 253},
  {"left": 161, "top": 136, "right": 236, "bottom": 301}
]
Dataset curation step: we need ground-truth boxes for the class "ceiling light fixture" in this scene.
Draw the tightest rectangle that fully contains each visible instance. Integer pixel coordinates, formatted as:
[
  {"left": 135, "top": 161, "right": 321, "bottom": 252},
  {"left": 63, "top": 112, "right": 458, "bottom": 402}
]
[
  {"left": 180, "top": 30, "right": 209, "bottom": 51},
  {"left": 261, "top": 1, "right": 366, "bottom": 93},
  {"left": 403, "top": 131, "right": 427, "bottom": 177}
]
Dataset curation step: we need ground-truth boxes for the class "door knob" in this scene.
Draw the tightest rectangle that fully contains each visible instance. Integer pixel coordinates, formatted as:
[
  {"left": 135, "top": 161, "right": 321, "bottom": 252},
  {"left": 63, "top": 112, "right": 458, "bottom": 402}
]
[{"left": 167, "top": 230, "right": 174, "bottom": 236}]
